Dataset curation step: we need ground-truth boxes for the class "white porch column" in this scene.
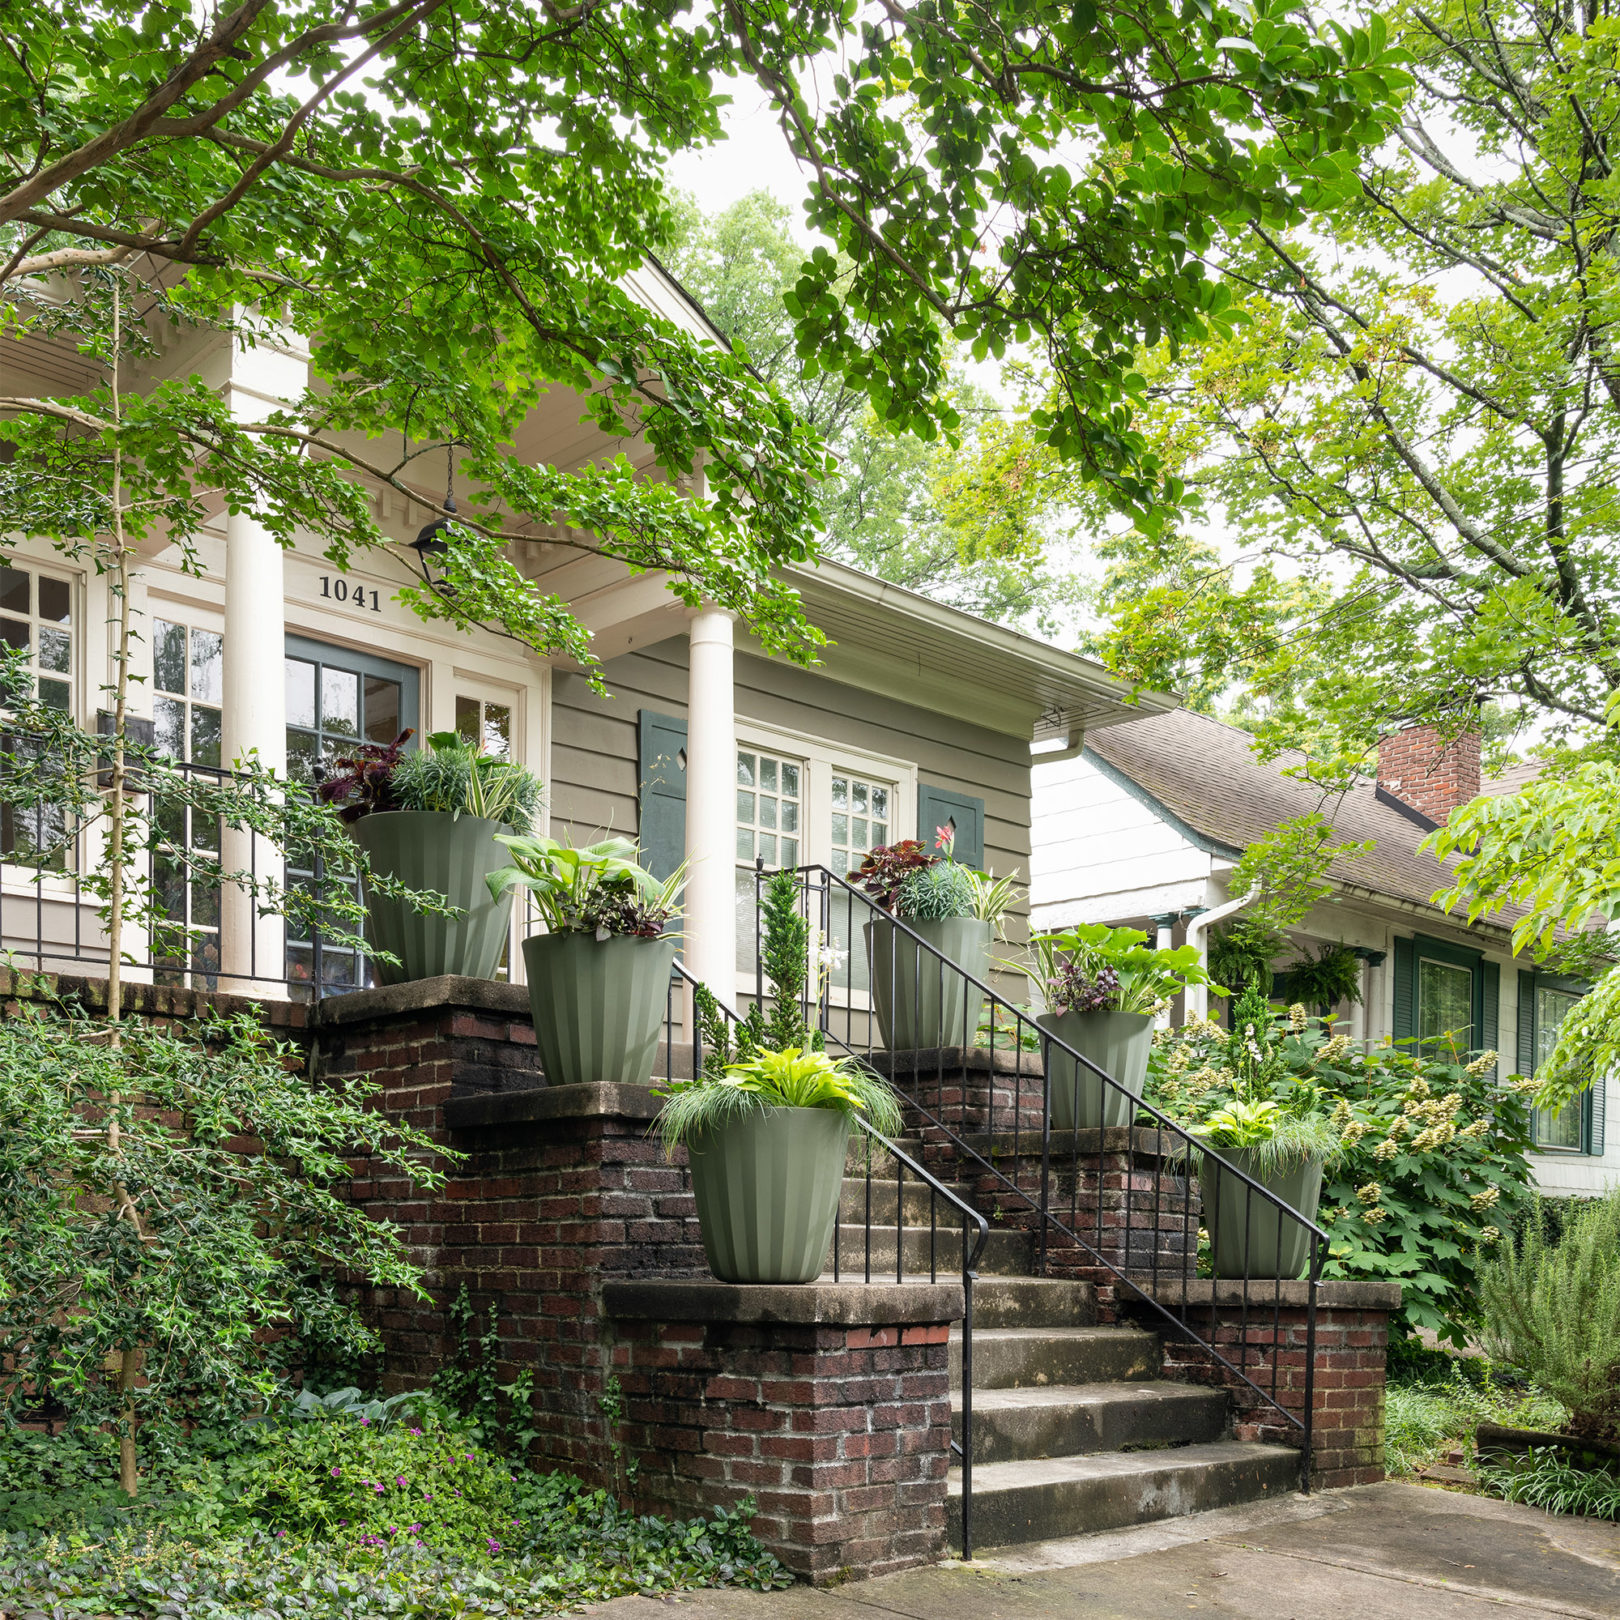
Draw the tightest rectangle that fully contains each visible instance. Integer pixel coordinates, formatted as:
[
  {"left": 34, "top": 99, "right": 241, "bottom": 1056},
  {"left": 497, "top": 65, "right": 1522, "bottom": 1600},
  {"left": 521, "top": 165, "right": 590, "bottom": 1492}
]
[
  {"left": 219, "top": 508, "right": 287, "bottom": 990},
  {"left": 1151, "top": 912, "right": 1176, "bottom": 1029},
  {"left": 682, "top": 608, "right": 736, "bottom": 998}
]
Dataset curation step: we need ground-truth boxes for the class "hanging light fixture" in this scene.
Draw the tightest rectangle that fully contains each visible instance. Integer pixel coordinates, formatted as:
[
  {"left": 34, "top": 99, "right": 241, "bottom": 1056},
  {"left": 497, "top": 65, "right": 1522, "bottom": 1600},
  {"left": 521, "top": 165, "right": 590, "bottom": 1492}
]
[{"left": 411, "top": 440, "right": 458, "bottom": 561}]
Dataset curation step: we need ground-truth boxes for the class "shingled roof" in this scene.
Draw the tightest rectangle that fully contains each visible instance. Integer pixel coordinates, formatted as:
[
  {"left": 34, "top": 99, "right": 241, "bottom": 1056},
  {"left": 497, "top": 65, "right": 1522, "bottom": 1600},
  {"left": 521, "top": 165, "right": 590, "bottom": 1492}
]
[{"left": 1084, "top": 707, "right": 1503, "bottom": 928}]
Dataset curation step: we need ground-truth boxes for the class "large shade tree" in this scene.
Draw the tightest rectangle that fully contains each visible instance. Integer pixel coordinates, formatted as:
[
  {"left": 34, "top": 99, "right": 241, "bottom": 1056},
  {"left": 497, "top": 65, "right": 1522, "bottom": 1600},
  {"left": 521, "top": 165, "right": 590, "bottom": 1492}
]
[
  {"left": 0, "top": 0, "right": 1401, "bottom": 673},
  {"left": 1048, "top": 0, "right": 1620, "bottom": 764}
]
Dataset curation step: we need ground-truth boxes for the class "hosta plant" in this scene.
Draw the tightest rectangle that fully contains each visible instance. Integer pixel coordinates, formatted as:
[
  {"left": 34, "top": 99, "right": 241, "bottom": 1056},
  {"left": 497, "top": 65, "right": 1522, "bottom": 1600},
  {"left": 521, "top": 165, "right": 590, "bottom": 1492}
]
[
  {"left": 487, "top": 834, "right": 684, "bottom": 938},
  {"left": 1025, "top": 922, "right": 1216, "bottom": 1017}
]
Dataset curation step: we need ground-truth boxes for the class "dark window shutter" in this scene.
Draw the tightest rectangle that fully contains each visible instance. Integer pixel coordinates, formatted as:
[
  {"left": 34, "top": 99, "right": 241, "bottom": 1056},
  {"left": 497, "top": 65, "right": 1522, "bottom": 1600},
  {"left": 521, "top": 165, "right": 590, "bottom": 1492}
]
[
  {"left": 1480, "top": 960, "right": 1499, "bottom": 1075},
  {"left": 1517, "top": 970, "right": 1536, "bottom": 1077},
  {"left": 917, "top": 783, "right": 985, "bottom": 869},
  {"left": 1392, "top": 936, "right": 1416, "bottom": 1044},
  {"left": 637, "top": 710, "right": 688, "bottom": 883},
  {"left": 1588, "top": 1077, "right": 1606, "bottom": 1156}
]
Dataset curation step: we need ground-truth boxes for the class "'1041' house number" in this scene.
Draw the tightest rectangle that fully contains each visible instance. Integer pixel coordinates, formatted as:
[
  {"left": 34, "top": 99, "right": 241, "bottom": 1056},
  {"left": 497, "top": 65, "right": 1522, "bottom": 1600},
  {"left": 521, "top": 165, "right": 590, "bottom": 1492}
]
[{"left": 319, "top": 576, "right": 384, "bottom": 612}]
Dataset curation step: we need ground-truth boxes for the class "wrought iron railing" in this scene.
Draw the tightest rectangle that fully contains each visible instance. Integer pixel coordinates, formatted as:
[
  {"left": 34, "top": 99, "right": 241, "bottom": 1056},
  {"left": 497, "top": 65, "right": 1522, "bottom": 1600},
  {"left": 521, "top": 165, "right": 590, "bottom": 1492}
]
[
  {"left": 759, "top": 863, "right": 1328, "bottom": 1493},
  {"left": 660, "top": 960, "right": 992, "bottom": 1556}
]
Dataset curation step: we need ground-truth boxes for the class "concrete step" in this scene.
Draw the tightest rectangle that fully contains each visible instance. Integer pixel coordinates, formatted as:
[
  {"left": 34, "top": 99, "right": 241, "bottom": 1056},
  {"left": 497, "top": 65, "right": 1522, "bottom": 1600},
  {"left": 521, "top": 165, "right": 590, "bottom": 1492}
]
[
  {"left": 950, "top": 1326, "right": 1160, "bottom": 1390},
  {"left": 829, "top": 1222, "right": 1032, "bottom": 1279},
  {"left": 838, "top": 1174, "right": 974, "bottom": 1227},
  {"left": 955, "top": 1380, "right": 1228, "bottom": 1464},
  {"left": 948, "top": 1439, "right": 1299, "bottom": 1550},
  {"left": 969, "top": 1277, "right": 1097, "bottom": 1329}
]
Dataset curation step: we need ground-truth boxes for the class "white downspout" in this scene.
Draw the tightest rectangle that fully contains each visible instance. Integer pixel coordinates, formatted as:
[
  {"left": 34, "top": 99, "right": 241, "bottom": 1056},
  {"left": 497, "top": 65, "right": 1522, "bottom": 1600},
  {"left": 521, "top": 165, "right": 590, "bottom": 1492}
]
[{"left": 1183, "top": 885, "right": 1261, "bottom": 1025}]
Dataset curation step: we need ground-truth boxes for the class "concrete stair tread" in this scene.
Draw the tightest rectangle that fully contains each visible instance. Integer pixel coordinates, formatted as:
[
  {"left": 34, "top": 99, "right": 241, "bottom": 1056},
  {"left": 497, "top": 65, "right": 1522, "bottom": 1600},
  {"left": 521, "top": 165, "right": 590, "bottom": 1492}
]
[
  {"left": 950, "top": 1439, "right": 1293, "bottom": 1492},
  {"left": 956, "top": 1379, "right": 1223, "bottom": 1415},
  {"left": 952, "top": 1326, "right": 1153, "bottom": 1344}
]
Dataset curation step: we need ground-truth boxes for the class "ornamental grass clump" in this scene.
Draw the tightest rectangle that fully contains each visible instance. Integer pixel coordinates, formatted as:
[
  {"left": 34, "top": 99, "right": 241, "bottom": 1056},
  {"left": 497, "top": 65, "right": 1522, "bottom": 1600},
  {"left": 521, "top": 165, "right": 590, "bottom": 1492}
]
[
  {"left": 657, "top": 1047, "right": 903, "bottom": 1156},
  {"left": 390, "top": 731, "right": 545, "bottom": 832},
  {"left": 1480, "top": 1188, "right": 1620, "bottom": 1441}
]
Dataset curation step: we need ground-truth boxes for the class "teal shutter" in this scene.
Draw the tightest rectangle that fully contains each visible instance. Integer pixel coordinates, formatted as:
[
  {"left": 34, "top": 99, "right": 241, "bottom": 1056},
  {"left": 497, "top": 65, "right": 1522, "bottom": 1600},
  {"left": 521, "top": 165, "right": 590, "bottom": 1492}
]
[
  {"left": 1480, "top": 961, "right": 1499, "bottom": 1073},
  {"left": 637, "top": 711, "right": 688, "bottom": 882},
  {"left": 1517, "top": 970, "right": 1536, "bottom": 1076},
  {"left": 1588, "top": 1077, "right": 1606, "bottom": 1156},
  {"left": 1392, "top": 936, "right": 1416, "bottom": 1044},
  {"left": 917, "top": 783, "right": 985, "bottom": 868}
]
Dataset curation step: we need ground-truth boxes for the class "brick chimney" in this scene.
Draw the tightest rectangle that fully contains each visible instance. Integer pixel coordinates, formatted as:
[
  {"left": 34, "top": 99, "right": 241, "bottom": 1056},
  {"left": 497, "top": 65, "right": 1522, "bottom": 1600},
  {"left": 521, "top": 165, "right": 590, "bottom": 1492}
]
[{"left": 1375, "top": 725, "right": 1482, "bottom": 826}]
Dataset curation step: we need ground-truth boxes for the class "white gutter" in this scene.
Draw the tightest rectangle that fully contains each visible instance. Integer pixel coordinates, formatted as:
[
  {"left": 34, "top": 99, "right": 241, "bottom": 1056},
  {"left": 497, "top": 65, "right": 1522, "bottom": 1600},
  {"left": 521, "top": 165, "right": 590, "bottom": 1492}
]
[{"left": 1184, "top": 885, "right": 1261, "bottom": 1024}]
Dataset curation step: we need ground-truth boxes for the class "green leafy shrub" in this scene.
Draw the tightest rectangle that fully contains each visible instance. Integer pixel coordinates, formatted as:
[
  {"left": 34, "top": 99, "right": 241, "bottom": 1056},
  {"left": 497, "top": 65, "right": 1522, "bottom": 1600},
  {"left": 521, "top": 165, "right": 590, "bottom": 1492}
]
[
  {"left": 1383, "top": 1374, "right": 1564, "bottom": 1477},
  {"left": 1480, "top": 1189, "right": 1620, "bottom": 1439},
  {"left": 1149, "top": 1007, "right": 1534, "bottom": 1343},
  {"left": 0, "top": 1001, "right": 443, "bottom": 1484}
]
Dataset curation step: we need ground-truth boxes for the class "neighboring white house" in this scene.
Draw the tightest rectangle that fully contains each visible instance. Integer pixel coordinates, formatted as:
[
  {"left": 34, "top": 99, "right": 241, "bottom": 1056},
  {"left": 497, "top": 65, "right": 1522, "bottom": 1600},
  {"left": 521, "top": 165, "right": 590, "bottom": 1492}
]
[{"left": 1032, "top": 707, "right": 1614, "bottom": 1199}]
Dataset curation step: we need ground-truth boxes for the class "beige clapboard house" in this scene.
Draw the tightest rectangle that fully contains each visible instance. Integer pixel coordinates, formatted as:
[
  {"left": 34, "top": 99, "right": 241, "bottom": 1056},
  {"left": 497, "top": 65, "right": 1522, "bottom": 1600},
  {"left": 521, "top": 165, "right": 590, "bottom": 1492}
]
[{"left": 1, "top": 262, "right": 1164, "bottom": 1016}]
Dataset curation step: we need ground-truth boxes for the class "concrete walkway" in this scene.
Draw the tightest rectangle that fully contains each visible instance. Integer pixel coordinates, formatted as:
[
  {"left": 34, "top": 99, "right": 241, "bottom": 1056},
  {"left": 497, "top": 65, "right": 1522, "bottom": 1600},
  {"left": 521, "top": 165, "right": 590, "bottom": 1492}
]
[{"left": 600, "top": 1484, "right": 1620, "bottom": 1620}]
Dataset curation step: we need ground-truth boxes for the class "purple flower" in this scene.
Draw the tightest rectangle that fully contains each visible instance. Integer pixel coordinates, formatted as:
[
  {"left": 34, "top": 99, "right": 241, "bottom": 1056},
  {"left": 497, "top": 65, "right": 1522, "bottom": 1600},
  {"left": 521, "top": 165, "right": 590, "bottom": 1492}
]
[
  {"left": 359, "top": 1416, "right": 371, "bottom": 1426},
  {"left": 487, "top": 1538, "right": 502, "bottom": 1552},
  {"left": 330, "top": 1466, "right": 341, "bottom": 1478},
  {"left": 423, "top": 1493, "right": 433, "bottom": 1502},
  {"left": 276, "top": 1530, "right": 287, "bottom": 1538},
  {"left": 396, "top": 1475, "right": 408, "bottom": 1487},
  {"left": 409, "top": 1427, "right": 422, "bottom": 1436},
  {"left": 374, "top": 1483, "right": 385, "bottom": 1494}
]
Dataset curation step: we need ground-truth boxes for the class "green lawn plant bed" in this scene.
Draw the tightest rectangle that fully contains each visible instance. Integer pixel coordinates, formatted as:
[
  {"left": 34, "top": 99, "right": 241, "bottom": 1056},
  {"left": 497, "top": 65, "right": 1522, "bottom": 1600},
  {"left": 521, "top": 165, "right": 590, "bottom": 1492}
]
[{"left": 0, "top": 1409, "right": 789, "bottom": 1619}]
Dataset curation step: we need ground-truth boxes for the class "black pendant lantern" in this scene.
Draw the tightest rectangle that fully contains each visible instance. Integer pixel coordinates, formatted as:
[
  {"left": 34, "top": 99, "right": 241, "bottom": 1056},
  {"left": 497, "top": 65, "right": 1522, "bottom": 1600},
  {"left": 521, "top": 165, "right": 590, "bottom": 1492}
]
[{"left": 411, "top": 440, "right": 458, "bottom": 561}]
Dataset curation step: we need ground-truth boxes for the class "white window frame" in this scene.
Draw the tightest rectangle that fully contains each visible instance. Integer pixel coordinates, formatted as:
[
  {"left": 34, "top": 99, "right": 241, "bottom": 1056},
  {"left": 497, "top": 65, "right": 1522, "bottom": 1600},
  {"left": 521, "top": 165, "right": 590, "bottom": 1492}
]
[
  {"left": 733, "top": 717, "right": 917, "bottom": 1002},
  {"left": 1, "top": 554, "right": 85, "bottom": 898}
]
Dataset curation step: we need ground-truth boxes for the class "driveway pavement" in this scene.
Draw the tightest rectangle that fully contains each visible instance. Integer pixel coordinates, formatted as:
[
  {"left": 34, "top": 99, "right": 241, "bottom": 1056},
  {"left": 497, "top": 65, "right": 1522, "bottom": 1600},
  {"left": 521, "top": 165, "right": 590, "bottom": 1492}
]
[{"left": 599, "top": 1483, "right": 1620, "bottom": 1620}]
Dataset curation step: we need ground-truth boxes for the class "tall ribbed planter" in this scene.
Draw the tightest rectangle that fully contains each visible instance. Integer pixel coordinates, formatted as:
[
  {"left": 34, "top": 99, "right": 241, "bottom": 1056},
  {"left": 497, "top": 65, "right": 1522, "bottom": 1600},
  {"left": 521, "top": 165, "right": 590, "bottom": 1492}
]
[
  {"left": 1199, "top": 1148, "right": 1324, "bottom": 1280},
  {"left": 521, "top": 931, "right": 678, "bottom": 1087},
  {"left": 686, "top": 1106, "right": 851, "bottom": 1283},
  {"left": 351, "top": 811, "right": 512, "bottom": 985},
  {"left": 1039, "top": 1008, "right": 1154, "bottom": 1130},
  {"left": 865, "top": 915, "right": 991, "bottom": 1051}
]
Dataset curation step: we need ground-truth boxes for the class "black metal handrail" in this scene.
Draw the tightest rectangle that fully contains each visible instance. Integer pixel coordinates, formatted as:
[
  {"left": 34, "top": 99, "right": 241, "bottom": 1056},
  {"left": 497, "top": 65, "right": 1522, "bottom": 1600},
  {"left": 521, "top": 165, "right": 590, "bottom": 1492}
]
[
  {"left": 777, "top": 863, "right": 1327, "bottom": 1492},
  {"left": 660, "top": 960, "right": 992, "bottom": 1557}
]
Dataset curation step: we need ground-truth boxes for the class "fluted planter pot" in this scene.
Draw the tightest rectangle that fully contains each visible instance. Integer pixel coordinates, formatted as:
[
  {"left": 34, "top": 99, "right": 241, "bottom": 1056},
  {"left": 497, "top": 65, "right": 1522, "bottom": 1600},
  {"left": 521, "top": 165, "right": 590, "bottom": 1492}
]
[
  {"left": 1039, "top": 1008, "right": 1154, "bottom": 1130},
  {"left": 864, "top": 915, "right": 991, "bottom": 1051},
  {"left": 686, "top": 1106, "right": 851, "bottom": 1283},
  {"left": 351, "top": 811, "right": 513, "bottom": 985},
  {"left": 520, "top": 930, "right": 678, "bottom": 1087},
  {"left": 1199, "top": 1148, "right": 1324, "bottom": 1280}
]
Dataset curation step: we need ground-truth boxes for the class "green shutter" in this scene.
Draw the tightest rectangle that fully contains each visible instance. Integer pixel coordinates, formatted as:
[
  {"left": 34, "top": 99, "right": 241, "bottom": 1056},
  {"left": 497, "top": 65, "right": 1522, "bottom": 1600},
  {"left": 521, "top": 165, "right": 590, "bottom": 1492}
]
[
  {"left": 1392, "top": 936, "right": 1416, "bottom": 1044},
  {"left": 1480, "top": 961, "right": 1499, "bottom": 1074},
  {"left": 917, "top": 783, "right": 985, "bottom": 868},
  {"left": 1517, "top": 970, "right": 1536, "bottom": 1077},
  {"left": 1587, "top": 1079, "right": 1606, "bottom": 1157},
  {"left": 637, "top": 710, "right": 688, "bottom": 882}
]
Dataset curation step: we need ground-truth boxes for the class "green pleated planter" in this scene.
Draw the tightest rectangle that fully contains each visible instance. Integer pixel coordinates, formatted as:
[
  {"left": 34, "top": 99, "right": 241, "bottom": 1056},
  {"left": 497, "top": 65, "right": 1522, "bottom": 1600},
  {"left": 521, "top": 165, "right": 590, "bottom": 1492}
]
[
  {"left": 352, "top": 811, "right": 513, "bottom": 985},
  {"left": 1039, "top": 1008, "right": 1155, "bottom": 1131},
  {"left": 865, "top": 915, "right": 991, "bottom": 1051},
  {"left": 686, "top": 1107, "right": 851, "bottom": 1283},
  {"left": 1199, "top": 1148, "right": 1325, "bottom": 1280},
  {"left": 520, "top": 931, "right": 678, "bottom": 1088}
]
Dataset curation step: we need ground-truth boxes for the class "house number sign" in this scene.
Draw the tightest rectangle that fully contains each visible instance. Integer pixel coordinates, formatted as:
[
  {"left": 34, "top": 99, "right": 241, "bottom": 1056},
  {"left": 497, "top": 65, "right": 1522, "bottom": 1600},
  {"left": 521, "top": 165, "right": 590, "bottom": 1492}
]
[{"left": 318, "top": 575, "right": 384, "bottom": 612}]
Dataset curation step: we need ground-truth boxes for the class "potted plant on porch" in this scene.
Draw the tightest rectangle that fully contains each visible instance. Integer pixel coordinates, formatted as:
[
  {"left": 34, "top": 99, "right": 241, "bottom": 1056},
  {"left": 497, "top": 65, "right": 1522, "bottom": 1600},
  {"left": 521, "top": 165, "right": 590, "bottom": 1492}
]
[
  {"left": 1026, "top": 923, "right": 1216, "bottom": 1130},
  {"left": 486, "top": 834, "right": 684, "bottom": 1086},
  {"left": 857, "top": 828, "right": 1018, "bottom": 1051},
  {"left": 1180, "top": 983, "right": 1346, "bottom": 1279},
  {"left": 321, "top": 730, "right": 545, "bottom": 984},
  {"left": 657, "top": 1046, "right": 904, "bottom": 1283}
]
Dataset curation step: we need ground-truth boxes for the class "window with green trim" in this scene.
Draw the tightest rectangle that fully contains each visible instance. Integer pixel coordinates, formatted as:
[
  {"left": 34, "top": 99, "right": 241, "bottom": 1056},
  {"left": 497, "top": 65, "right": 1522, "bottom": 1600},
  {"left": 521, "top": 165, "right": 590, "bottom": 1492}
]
[
  {"left": 1519, "top": 969, "right": 1599, "bottom": 1155},
  {"left": 1392, "top": 934, "right": 1499, "bottom": 1068}
]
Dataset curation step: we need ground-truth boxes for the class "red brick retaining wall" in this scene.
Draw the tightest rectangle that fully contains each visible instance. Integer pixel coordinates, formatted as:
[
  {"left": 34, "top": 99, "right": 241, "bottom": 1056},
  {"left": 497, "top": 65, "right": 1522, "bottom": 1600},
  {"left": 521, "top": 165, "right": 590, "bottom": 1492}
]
[{"left": 604, "top": 1281, "right": 960, "bottom": 1581}]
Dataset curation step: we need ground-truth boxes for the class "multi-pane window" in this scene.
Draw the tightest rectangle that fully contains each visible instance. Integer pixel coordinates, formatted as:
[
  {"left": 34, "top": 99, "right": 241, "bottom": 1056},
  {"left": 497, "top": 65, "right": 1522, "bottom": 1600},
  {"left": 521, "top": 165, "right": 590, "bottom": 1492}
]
[
  {"left": 456, "top": 694, "right": 512, "bottom": 758},
  {"left": 830, "top": 773, "right": 890, "bottom": 878},
  {"left": 284, "top": 639, "right": 417, "bottom": 991},
  {"left": 0, "top": 563, "right": 74, "bottom": 866},
  {"left": 1531, "top": 986, "right": 1584, "bottom": 1150},
  {"left": 1418, "top": 956, "right": 1474, "bottom": 1056},
  {"left": 735, "top": 748, "right": 802, "bottom": 973},
  {"left": 0, "top": 563, "right": 73, "bottom": 712},
  {"left": 151, "top": 620, "right": 223, "bottom": 983}
]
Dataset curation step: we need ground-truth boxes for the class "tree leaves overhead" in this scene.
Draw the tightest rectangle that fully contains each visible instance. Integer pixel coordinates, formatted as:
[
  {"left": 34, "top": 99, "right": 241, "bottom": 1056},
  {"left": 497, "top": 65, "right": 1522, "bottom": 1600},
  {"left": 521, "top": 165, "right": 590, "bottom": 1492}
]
[
  {"left": 1093, "top": 0, "right": 1620, "bottom": 755},
  {"left": 0, "top": 1, "right": 1400, "bottom": 671}
]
